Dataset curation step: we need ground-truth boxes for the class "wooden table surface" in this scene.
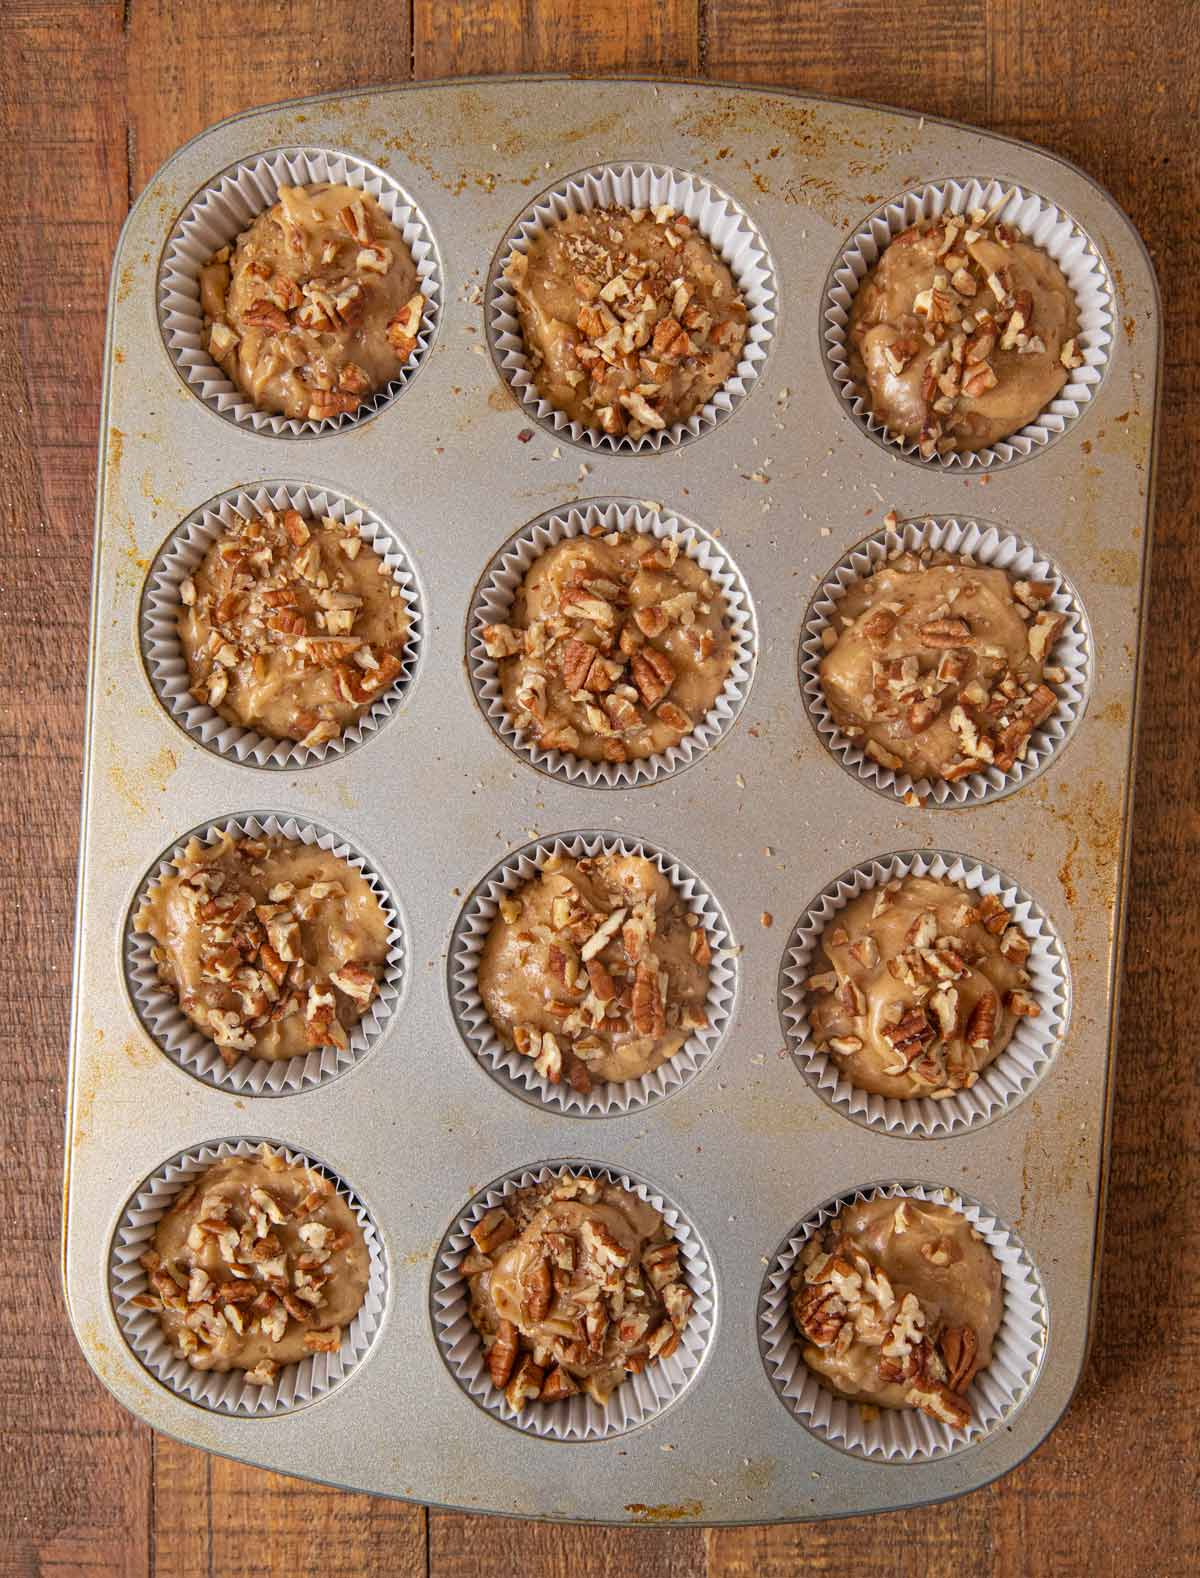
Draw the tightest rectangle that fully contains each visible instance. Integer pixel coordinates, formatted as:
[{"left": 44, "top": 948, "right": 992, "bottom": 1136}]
[{"left": 4, "top": 2, "right": 1197, "bottom": 1573}]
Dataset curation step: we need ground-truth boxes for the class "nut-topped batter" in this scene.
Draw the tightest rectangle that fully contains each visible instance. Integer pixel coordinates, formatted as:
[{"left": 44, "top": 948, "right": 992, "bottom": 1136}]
[
  {"left": 134, "top": 832, "right": 390, "bottom": 1065},
  {"left": 465, "top": 1171, "right": 693, "bottom": 1409},
  {"left": 178, "top": 507, "right": 410, "bottom": 750},
  {"left": 482, "top": 530, "right": 733, "bottom": 764},
  {"left": 505, "top": 204, "right": 748, "bottom": 439},
  {"left": 478, "top": 851, "right": 712, "bottom": 1095},
  {"left": 792, "top": 1195, "right": 1002, "bottom": 1428},
  {"left": 806, "top": 874, "right": 1040, "bottom": 1100},
  {"left": 819, "top": 541, "right": 1067, "bottom": 783},
  {"left": 200, "top": 184, "right": 425, "bottom": 422},
  {"left": 848, "top": 210, "right": 1081, "bottom": 456},
  {"left": 134, "top": 1147, "right": 370, "bottom": 1384}
]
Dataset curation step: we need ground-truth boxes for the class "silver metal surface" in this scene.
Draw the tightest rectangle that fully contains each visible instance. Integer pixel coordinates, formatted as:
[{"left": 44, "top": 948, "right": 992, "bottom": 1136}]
[{"left": 65, "top": 75, "right": 1160, "bottom": 1525}]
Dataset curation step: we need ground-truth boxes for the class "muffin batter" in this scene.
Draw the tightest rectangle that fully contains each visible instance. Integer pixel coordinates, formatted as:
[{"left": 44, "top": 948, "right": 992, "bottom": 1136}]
[
  {"left": 179, "top": 507, "right": 410, "bottom": 750},
  {"left": 806, "top": 874, "right": 1040, "bottom": 1099},
  {"left": 793, "top": 1195, "right": 1002, "bottom": 1428},
  {"left": 135, "top": 832, "right": 390, "bottom": 1065},
  {"left": 848, "top": 211, "right": 1081, "bottom": 456},
  {"left": 478, "top": 851, "right": 712, "bottom": 1095},
  {"left": 200, "top": 184, "right": 425, "bottom": 421},
  {"left": 819, "top": 547, "right": 1066, "bottom": 783},
  {"left": 136, "top": 1148, "right": 370, "bottom": 1384},
  {"left": 482, "top": 530, "right": 733, "bottom": 763},
  {"left": 465, "top": 1171, "right": 692, "bottom": 1408},
  {"left": 505, "top": 204, "right": 748, "bottom": 439}
]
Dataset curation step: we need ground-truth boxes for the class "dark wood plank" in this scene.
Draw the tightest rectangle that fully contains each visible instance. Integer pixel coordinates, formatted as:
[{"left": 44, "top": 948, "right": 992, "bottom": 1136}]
[
  {"left": 705, "top": 0, "right": 989, "bottom": 120},
  {"left": 0, "top": 5, "right": 151, "bottom": 1578},
  {"left": 428, "top": 1514, "right": 707, "bottom": 1578},
  {"left": 413, "top": 0, "right": 698, "bottom": 76},
  {"left": 125, "top": 0, "right": 415, "bottom": 191},
  {"left": 152, "top": 1438, "right": 427, "bottom": 1578}
]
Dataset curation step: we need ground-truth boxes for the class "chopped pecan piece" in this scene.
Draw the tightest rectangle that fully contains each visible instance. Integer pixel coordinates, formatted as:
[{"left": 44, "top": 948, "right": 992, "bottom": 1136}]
[
  {"left": 630, "top": 646, "right": 675, "bottom": 707},
  {"left": 487, "top": 1319, "right": 520, "bottom": 1389}
]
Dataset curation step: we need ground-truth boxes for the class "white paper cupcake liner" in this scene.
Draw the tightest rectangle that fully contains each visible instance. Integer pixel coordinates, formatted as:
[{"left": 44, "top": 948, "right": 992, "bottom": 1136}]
[
  {"left": 778, "top": 849, "right": 1070, "bottom": 1138},
  {"left": 486, "top": 162, "right": 777, "bottom": 453},
  {"left": 141, "top": 482, "right": 423, "bottom": 770},
  {"left": 800, "top": 515, "right": 1092, "bottom": 806},
  {"left": 449, "top": 832, "right": 736, "bottom": 1116},
  {"left": 158, "top": 147, "right": 441, "bottom": 437},
  {"left": 431, "top": 1159, "right": 715, "bottom": 1440},
  {"left": 110, "top": 1137, "right": 388, "bottom": 1417},
  {"left": 759, "top": 1181, "right": 1047, "bottom": 1461},
  {"left": 125, "top": 814, "right": 406, "bottom": 1096},
  {"left": 823, "top": 177, "right": 1114, "bottom": 469},
  {"left": 467, "top": 499, "right": 757, "bottom": 788}
]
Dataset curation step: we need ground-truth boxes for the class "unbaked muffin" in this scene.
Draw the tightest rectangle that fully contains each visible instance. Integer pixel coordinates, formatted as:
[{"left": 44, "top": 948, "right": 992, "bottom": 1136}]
[
  {"left": 478, "top": 851, "right": 711, "bottom": 1095},
  {"left": 848, "top": 209, "right": 1082, "bottom": 456},
  {"left": 134, "top": 832, "right": 390, "bottom": 1065},
  {"left": 481, "top": 529, "right": 732, "bottom": 764},
  {"left": 135, "top": 1147, "right": 369, "bottom": 1386},
  {"left": 200, "top": 184, "right": 425, "bottom": 422},
  {"left": 505, "top": 204, "right": 747, "bottom": 440},
  {"left": 792, "top": 1195, "right": 1002, "bottom": 1429},
  {"left": 465, "top": 1170, "right": 692, "bottom": 1409},
  {"left": 818, "top": 542, "right": 1067, "bottom": 784},
  {"left": 179, "top": 507, "right": 410, "bottom": 751},
  {"left": 805, "top": 874, "right": 1040, "bottom": 1100}
]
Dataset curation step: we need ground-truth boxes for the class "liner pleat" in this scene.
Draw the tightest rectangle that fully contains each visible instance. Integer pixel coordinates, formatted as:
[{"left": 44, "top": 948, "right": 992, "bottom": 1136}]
[
  {"left": 158, "top": 147, "right": 441, "bottom": 437},
  {"left": 800, "top": 515, "right": 1091, "bottom": 806},
  {"left": 124, "top": 814, "right": 406, "bottom": 1096},
  {"left": 141, "top": 482, "right": 423, "bottom": 770},
  {"left": 822, "top": 178, "right": 1113, "bottom": 468},
  {"left": 449, "top": 833, "right": 736, "bottom": 1116},
  {"left": 778, "top": 849, "right": 1070, "bottom": 1138},
  {"left": 758, "top": 1182, "right": 1047, "bottom": 1461},
  {"left": 431, "top": 1160, "right": 715, "bottom": 1440},
  {"left": 467, "top": 499, "right": 757, "bottom": 787},
  {"left": 486, "top": 163, "right": 777, "bottom": 453},
  {"left": 110, "top": 1137, "right": 388, "bottom": 1416}
]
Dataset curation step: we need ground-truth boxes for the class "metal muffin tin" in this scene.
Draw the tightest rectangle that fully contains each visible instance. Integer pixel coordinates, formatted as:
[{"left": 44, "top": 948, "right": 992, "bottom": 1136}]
[{"left": 66, "top": 76, "right": 1159, "bottom": 1523}]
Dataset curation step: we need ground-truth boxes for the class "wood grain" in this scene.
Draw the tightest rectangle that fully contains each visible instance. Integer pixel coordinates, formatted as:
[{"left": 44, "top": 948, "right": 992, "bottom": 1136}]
[{"left": 2, "top": 1, "right": 1197, "bottom": 1575}]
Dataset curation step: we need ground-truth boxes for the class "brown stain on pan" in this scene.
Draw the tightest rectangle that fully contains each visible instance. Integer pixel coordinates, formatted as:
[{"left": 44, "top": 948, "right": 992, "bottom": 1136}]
[
  {"left": 626, "top": 1500, "right": 704, "bottom": 1522},
  {"left": 1033, "top": 774, "right": 1124, "bottom": 921},
  {"left": 106, "top": 745, "right": 177, "bottom": 819}
]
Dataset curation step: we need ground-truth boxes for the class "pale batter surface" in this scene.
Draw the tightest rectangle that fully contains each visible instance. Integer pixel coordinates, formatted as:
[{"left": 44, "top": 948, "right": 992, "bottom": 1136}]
[
  {"left": 478, "top": 852, "right": 712, "bottom": 1095},
  {"left": 201, "top": 184, "right": 424, "bottom": 421},
  {"left": 848, "top": 211, "right": 1081, "bottom": 456},
  {"left": 792, "top": 1196, "right": 1002, "bottom": 1428},
  {"left": 505, "top": 204, "right": 748, "bottom": 439},
  {"left": 819, "top": 548, "right": 1066, "bottom": 783},
  {"left": 139, "top": 1149, "right": 370, "bottom": 1383},
  {"left": 806, "top": 874, "right": 1040, "bottom": 1100},
  {"left": 179, "top": 507, "right": 410, "bottom": 749},
  {"left": 465, "top": 1171, "right": 692, "bottom": 1408},
  {"left": 483, "top": 531, "right": 733, "bottom": 763},
  {"left": 134, "top": 832, "right": 390, "bottom": 1065}
]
